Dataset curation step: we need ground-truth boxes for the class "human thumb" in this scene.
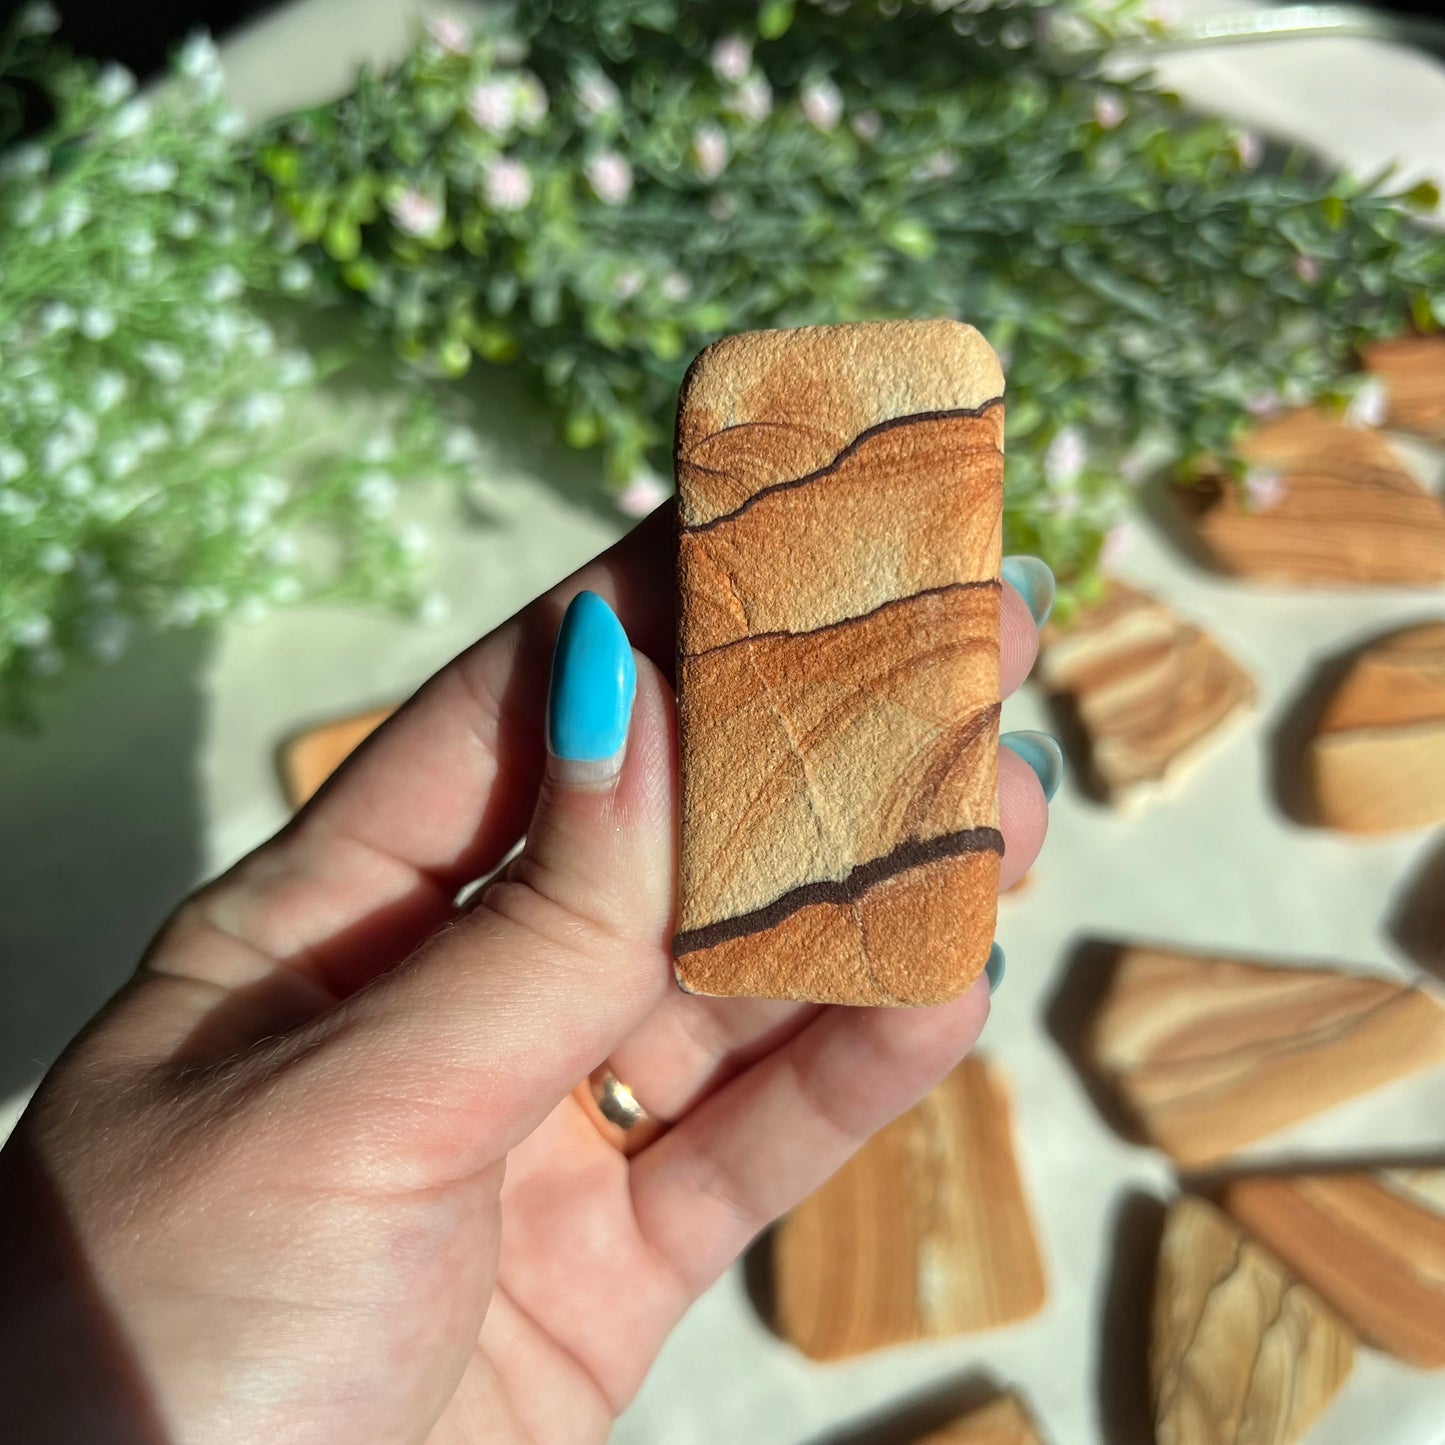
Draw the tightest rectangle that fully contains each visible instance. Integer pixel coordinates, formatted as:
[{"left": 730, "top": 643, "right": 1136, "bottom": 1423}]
[{"left": 312, "top": 590, "right": 679, "bottom": 1168}]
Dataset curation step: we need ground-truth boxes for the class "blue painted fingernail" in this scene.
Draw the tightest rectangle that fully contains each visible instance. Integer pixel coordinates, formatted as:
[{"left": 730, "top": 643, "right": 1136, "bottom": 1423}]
[
  {"left": 1001, "top": 729, "right": 1064, "bottom": 802},
  {"left": 547, "top": 591, "right": 636, "bottom": 782},
  {"left": 1001, "top": 555, "right": 1056, "bottom": 626},
  {"left": 985, "top": 942, "right": 1006, "bottom": 994}
]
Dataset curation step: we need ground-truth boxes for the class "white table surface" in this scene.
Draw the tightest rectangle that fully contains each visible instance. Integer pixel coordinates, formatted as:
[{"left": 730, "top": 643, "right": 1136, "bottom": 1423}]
[{"left": 1, "top": 4, "right": 1442, "bottom": 1442}]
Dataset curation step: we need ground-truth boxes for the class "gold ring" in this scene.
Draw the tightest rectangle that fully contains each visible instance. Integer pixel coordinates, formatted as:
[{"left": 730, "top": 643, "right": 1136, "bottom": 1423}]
[{"left": 574, "top": 1065, "right": 665, "bottom": 1157}]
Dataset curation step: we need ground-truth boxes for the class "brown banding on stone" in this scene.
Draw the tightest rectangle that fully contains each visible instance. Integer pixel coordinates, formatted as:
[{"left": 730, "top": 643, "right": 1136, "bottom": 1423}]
[{"left": 674, "top": 320, "right": 1004, "bottom": 1005}]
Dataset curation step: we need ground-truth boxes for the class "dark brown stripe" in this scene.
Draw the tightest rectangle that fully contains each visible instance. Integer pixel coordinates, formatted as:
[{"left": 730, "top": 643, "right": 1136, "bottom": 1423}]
[
  {"left": 673, "top": 825, "right": 1004, "bottom": 957},
  {"left": 681, "top": 400, "right": 1004, "bottom": 535},
  {"left": 683, "top": 578, "right": 1001, "bottom": 662}
]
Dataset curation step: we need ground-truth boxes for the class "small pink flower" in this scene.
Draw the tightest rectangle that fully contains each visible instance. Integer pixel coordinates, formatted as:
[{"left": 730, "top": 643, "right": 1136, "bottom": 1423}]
[
  {"left": 1101, "top": 521, "right": 1135, "bottom": 571},
  {"left": 692, "top": 124, "right": 729, "bottom": 181},
  {"left": 1145, "top": 0, "right": 1181, "bottom": 24},
  {"left": 1245, "top": 390, "right": 1281, "bottom": 417},
  {"left": 1045, "top": 425, "right": 1088, "bottom": 486},
  {"left": 586, "top": 150, "right": 633, "bottom": 205},
  {"left": 710, "top": 35, "right": 752, "bottom": 84},
  {"left": 425, "top": 13, "right": 470, "bottom": 55},
  {"left": 617, "top": 472, "right": 670, "bottom": 517},
  {"left": 483, "top": 157, "right": 532, "bottom": 212},
  {"left": 1292, "top": 253, "right": 1321, "bottom": 284},
  {"left": 1244, "top": 466, "right": 1287, "bottom": 512},
  {"left": 467, "top": 80, "right": 516, "bottom": 134},
  {"left": 801, "top": 78, "right": 843, "bottom": 133},
  {"left": 1233, "top": 131, "right": 1263, "bottom": 169},
  {"left": 389, "top": 187, "right": 444, "bottom": 237},
  {"left": 732, "top": 74, "right": 772, "bottom": 125},
  {"left": 1093, "top": 92, "right": 1126, "bottom": 130},
  {"left": 851, "top": 109, "right": 882, "bottom": 143},
  {"left": 1345, "top": 377, "right": 1388, "bottom": 428},
  {"left": 613, "top": 267, "right": 645, "bottom": 301}
]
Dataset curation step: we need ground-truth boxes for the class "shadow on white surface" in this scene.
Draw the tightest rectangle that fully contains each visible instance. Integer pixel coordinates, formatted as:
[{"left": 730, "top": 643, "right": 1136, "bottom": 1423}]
[{"left": 0, "top": 631, "right": 209, "bottom": 1105}]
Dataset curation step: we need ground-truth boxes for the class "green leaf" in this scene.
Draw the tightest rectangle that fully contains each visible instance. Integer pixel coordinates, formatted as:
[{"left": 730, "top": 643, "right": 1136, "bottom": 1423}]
[
  {"left": 885, "top": 218, "right": 936, "bottom": 260},
  {"left": 1404, "top": 179, "right": 1441, "bottom": 213},
  {"left": 758, "top": 0, "right": 795, "bottom": 40},
  {"left": 1321, "top": 194, "right": 1345, "bottom": 231}
]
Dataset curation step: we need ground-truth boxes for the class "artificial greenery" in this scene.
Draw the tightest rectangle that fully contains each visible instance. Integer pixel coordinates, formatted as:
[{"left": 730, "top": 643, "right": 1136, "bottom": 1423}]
[
  {"left": 258, "top": 0, "right": 1445, "bottom": 604},
  {"left": 0, "top": 8, "right": 470, "bottom": 717}
]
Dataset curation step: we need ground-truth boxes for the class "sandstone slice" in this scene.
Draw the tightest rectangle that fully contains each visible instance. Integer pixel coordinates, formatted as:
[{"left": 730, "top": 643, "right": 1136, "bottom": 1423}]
[
  {"left": 1152, "top": 1197, "right": 1354, "bottom": 1445},
  {"left": 1087, "top": 945, "right": 1445, "bottom": 1166},
  {"left": 1307, "top": 620, "right": 1445, "bottom": 834},
  {"left": 1179, "top": 408, "right": 1445, "bottom": 585},
  {"left": 916, "top": 1394, "right": 1046, "bottom": 1445},
  {"left": 281, "top": 705, "right": 395, "bottom": 807},
  {"left": 1223, "top": 1169, "right": 1445, "bottom": 1369},
  {"left": 1362, "top": 335, "right": 1445, "bottom": 441},
  {"left": 673, "top": 320, "right": 1004, "bottom": 1004},
  {"left": 1040, "top": 582, "right": 1254, "bottom": 809},
  {"left": 773, "top": 1056, "right": 1046, "bottom": 1360}
]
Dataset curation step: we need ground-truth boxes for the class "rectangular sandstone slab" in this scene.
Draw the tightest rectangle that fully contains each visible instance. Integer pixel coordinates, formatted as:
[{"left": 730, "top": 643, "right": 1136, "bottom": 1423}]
[
  {"left": 772, "top": 1056, "right": 1047, "bottom": 1360},
  {"left": 916, "top": 1394, "right": 1047, "bottom": 1445},
  {"left": 672, "top": 321, "right": 1004, "bottom": 1005}
]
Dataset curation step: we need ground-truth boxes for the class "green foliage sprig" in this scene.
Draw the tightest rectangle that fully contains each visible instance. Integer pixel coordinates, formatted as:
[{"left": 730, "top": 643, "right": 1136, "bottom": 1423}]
[
  {"left": 0, "top": 11, "right": 470, "bottom": 718},
  {"left": 259, "top": 0, "right": 1445, "bottom": 603}
]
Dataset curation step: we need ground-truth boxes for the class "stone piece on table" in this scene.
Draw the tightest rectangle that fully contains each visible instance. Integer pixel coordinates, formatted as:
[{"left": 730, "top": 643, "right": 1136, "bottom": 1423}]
[{"left": 281, "top": 705, "right": 395, "bottom": 807}]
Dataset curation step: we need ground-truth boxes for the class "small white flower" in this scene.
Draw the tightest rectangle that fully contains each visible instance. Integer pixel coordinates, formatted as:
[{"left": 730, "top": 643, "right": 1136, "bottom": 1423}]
[
  {"left": 362, "top": 432, "right": 397, "bottom": 464},
  {"left": 467, "top": 79, "right": 517, "bottom": 135},
  {"left": 59, "top": 464, "right": 94, "bottom": 498},
  {"left": 417, "top": 591, "right": 451, "bottom": 624},
  {"left": 271, "top": 574, "right": 304, "bottom": 603},
  {"left": 355, "top": 470, "right": 398, "bottom": 517},
  {"left": 131, "top": 422, "right": 170, "bottom": 455},
  {"left": 425, "top": 12, "right": 471, "bottom": 55},
  {"left": 268, "top": 533, "right": 301, "bottom": 566},
  {"left": 166, "top": 590, "right": 206, "bottom": 627},
  {"left": 102, "top": 442, "right": 141, "bottom": 480},
  {"left": 19, "top": 2, "right": 60, "bottom": 36},
  {"left": 515, "top": 73, "right": 548, "bottom": 126},
  {"left": 95, "top": 63, "right": 137, "bottom": 107},
  {"left": 203, "top": 265, "right": 244, "bottom": 303},
  {"left": 235, "top": 498, "right": 271, "bottom": 534},
  {"left": 1233, "top": 130, "right": 1263, "bottom": 169},
  {"left": 236, "top": 597, "right": 270, "bottom": 625},
  {"left": 238, "top": 392, "right": 284, "bottom": 430},
  {"left": 483, "top": 157, "right": 533, "bottom": 212},
  {"left": 0, "top": 489, "right": 37, "bottom": 524},
  {"left": 215, "top": 110, "right": 246, "bottom": 140},
  {"left": 613, "top": 267, "right": 645, "bottom": 301},
  {"left": 660, "top": 270, "right": 691, "bottom": 303},
  {"left": 205, "top": 311, "right": 245, "bottom": 352},
  {"left": 692, "top": 124, "right": 729, "bottom": 181},
  {"left": 0, "top": 446, "right": 26, "bottom": 483},
  {"left": 1244, "top": 466, "right": 1287, "bottom": 511},
  {"left": 441, "top": 427, "right": 480, "bottom": 464},
  {"left": 79, "top": 307, "right": 116, "bottom": 340},
  {"left": 389, "top": 187, "right": 445, "bottom": 237},
  {"left": 1346, "top": 377, "right": 1388, "bottom": 429},
  {"left": 176, "top": 399, "right": 217, "bottom": 442},
  {"left": 276, "top": 350, "right": 315, "bottom": 387},
  {"left": 38, "top": 301, "right": 77, "bottom": 336},
  {"left": 13, "top": 614, "right": 53, "bottom": 647},
  {"left": 1093, "top": 92, "right": 1127, "bottom": 130},
  {"left": 125, "top": 229, "right": 157, "bottom": 256},
  {"left": 399, "top": 522, "right": 430, "bottom": 555},
  {"left": 54, "top": 197, "right": 90, "bottom": 238},
  {"left": 138, "top": 342, "right": 184, "bottom": 385},
  {"left": 120, "top": 157, "right": 175, "bottom": 193},
  {"left": 586, "top": 150, "right": 634, "bottom": 205},
  {"left": 110, "top": 98, "right": 152, "bottom": 139},
  {"left": 1044, "top": 425, "right": 1088, "bottom": 486},
  {"left": 801, "top": 78, "right": 844, "bottom": 133},
  {"left": 178, "top": 30, "right": 221, "bottom": 78},
  {"left": 731, "top": 74, "right": 773, "bottom": 125},
  {"left": 1292, "top": 253, "right": 1321, "bottom": 284},
  {"left": 617, "top": 472, "right": 670, "bottom": 517},
  {"left": 37, "top": 543, "right": 73, "bottom": 574},
  {"left": 28, "top": 377, "right": 60, "bottom": 410},
  {"left": 850, "top": 109, "right": 882, "bottom": 142},
  {"left": 168, "top": 209, "right": 201, "bottom": 240},
  {"left": 710, "top": 35, "right": 752, "bottom": 84},
  {"left": 1, "top": 142, "right": 46, "bottom": 181},
  {"left": 278, "top": 258, "right": 314, "bottom": 293},
  {"left": 86, "top": 612, "right": 133, "bottom": 661},
  {"left": 91, "top": 369, "right": 127, "bottom": 410},
  {"left": 575, "top": 69, "right": 620, "bottom": 119}
]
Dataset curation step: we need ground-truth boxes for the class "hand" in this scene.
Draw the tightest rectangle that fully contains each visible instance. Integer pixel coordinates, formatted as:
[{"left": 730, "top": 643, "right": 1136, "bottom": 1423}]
[{"left": 0, "top": 510, "right": 1053, "bottom": 1445}]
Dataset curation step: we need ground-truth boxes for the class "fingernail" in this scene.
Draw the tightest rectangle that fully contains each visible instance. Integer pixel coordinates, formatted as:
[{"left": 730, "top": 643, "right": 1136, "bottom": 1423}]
[
  {"left": 985, "top": 942, "right": 1006, "bottom": 994},
  {"left": 546, "top": 591, "right": 637, "bottom": 785},
  {"left": 1001, "top": 729, "right": 1064, "bottom": 803},
  {"left": 1001, "top": 555, "right": 1056, "bottom": 626}
]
